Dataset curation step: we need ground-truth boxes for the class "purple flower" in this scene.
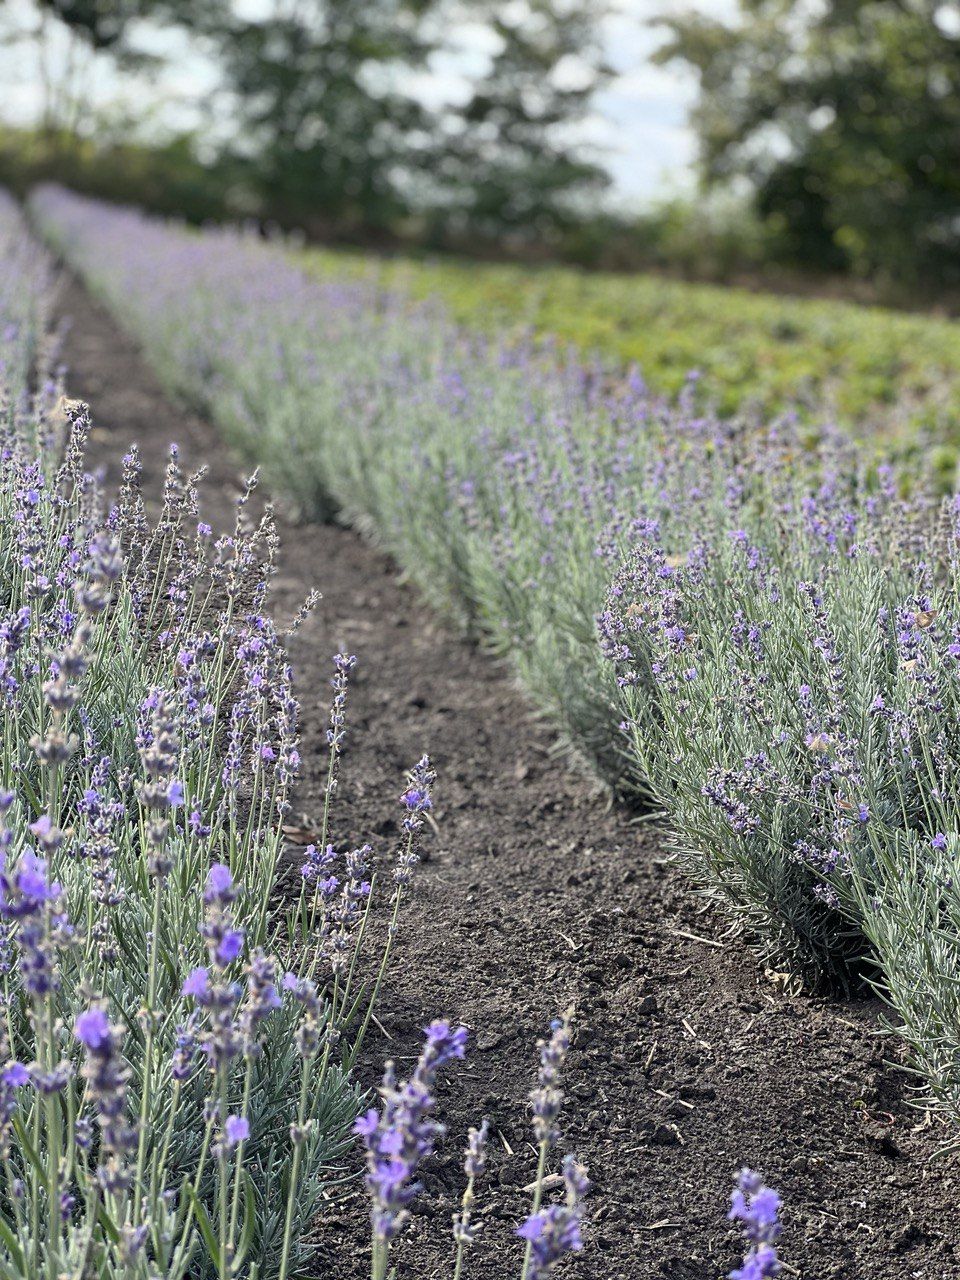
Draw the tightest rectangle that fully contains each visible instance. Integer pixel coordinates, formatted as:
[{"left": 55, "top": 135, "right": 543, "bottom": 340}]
[
  {"left": 14, "top": 851, "right": 57, "bottom": 904},
  {"left": 171, "top": 1016, "right": 199, "bottom": 1082},
  {"left": 530, "top": 1013, "right": 571, "bottom": 1148},
  {"left": 182, "top": 967, "right": 210, "bottom": 1000},
  {"left": 394, "top": 755, "right": 437, "bottom": 887},
  {"left": 454, "top": 1118, "right": 489, "bottom": 1247},
  {"left": 728, "top": 1169, "right": 781, "bottom": 1280},
  {"left": 76, "top": 1003, "right": 137, "bottom": 1195},
  {"left": 216, "top": 929, "right": 244, "bottom": 966},
  {"left": 205, "top": 863, "right": 235, "bottom": 903},
  {"left": 2, "top": 1062, "right": 29, "bottom": 1088},
  {"left": 517, "top": 1155, "right": 588, "bottom": 1278},
  {"left": 239, "top": 951, "right": 281, "bottom": 1054},
  {"left": 729, "top": 1170, "right": 781, "bottom": 1245},
  {"left": 224, "top": 1115, "right": 249, "bottom": 1146},
  {"left": 400, "top": 787, "right": 430, "bottom": 812},
  {"left": 300, "top": 842, "right": 336, "bottom": 883},
  {"left": 730, "top": 1245, "right": 780, "bottom": 1280},
  {"left": 28, "top": 815, "right": 63, "bottom": 855},
  {"left": 0, "top": 852, "right": 70, "bottom": 996},
  {"left": 193, "top": 874, "right": 245, "bottom": 1069},
  {"left": 74, "top": 1008, "right": 111, "bottom": 1051},
  {"left": 517, "top": 1210, "right": 582, "bottom": 1268},
  {"left": 283, "top": 971, "right": 323, "bottom": 1058},
  {"left": 356, "top": 1019, "right": 467, "bottom": 1244}
]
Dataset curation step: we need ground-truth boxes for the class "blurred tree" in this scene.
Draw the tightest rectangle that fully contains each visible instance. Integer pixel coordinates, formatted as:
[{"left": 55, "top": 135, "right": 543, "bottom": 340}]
[
  {"left": 209, "top": 0, "right": 438, "bottom": 235},
  {"left": 436, "top": 0, "right": 611, "bottom": 243},
  {"left": 8, "top": 0, "right": 616, "bottom": 246},
  {"left": 656, "top": 0, "right": 960, "bottom": 283},
  {"left": 17, "top": 0, "right": 224, "bottom": 136},
  {"left": 34, "top": 0, "right": 220, "bottom": 51}
]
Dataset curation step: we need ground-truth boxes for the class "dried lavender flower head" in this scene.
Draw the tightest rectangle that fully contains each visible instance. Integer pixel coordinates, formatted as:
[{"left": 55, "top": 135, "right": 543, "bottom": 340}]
[
  {"left": 530, "top": 1007, "right": 573, "bottom": 1148},
  {"left": 463, "top": 1118, "right": 488, "bottom": 1180},
  {"left": 453, "top": 1117, "right": 489, "bottom": 1248}
]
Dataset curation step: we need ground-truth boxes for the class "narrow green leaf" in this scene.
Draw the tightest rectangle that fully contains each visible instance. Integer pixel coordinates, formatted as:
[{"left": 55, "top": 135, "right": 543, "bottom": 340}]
[{"left": 185, "top": 1183, "right": 222, "bottom": 1269}]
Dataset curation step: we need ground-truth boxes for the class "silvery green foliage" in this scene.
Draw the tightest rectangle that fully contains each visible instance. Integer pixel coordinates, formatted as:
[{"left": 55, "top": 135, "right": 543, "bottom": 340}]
[
  {"left": 602, "top": 496, "right": 960, "bottom": 1127},
  {"left": 598, "top": 488, "right": 926, "bottom": 973}
]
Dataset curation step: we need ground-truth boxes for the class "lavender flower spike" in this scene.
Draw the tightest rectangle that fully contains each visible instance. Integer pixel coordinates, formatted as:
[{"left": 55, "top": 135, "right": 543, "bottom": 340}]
[
  {"left": 517, "top": 1154, "right": 589, "bottom": 1278},
  {"left": 453, "top": 1118, "right": 489, "bottom": 1258},
  {"left": 728, "top": 1168, "right": 781, "bottom": 1279},
  {"left": 530, "top": 1009, "right": 572, "bottom": 1148},
  {"left": 75, "top": 1003, "right": 138, "bottom": 1196},
  {"left": 355, "top": 1019, "right": 467, "bottom": 1263}
]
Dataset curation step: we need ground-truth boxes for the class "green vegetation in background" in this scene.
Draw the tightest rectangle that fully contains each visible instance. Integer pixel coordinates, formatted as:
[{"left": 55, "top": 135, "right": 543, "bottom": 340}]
[
  {"left": 0, "top": 122, "right": 794, "bottom": 280},
  {"left": 0, "top": 127, "right": 236, "bottom": 224},
  {"left": 658, "top": 0, "right": 960, "bottom": 288},
  {"left": 302, "top": 245, "right": 960, "bottom": 465},
  {"left": 15, "top": 0, "right": 610, "bottom": 247}
]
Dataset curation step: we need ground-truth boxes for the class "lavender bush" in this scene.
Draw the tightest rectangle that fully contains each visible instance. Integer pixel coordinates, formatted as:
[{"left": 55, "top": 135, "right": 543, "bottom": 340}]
[
  {"left": 0, "top": 190, "right": 53, "bottom": 394},
  {"left": 0, "top": 397, "right": 429, "bottom": 1276},
  {"left": 600, "top": 499, "right": 960, "bottom": 1123}
]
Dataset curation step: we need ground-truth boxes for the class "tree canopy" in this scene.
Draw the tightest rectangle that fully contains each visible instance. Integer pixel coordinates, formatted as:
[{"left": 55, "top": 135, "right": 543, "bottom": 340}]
[
  {"left": 657, "top": 0, "right": 960, "bottom": 283},
  {"left": 18, "top": 0, "right": 612, "bottom": 244},
  {"left": 434, "top": 0, "right": 610, "bottom": 239}
]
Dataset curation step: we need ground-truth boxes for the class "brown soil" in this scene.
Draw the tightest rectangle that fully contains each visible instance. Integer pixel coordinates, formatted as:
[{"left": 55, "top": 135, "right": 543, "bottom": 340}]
[{"left": 58, "top": 272, "right": 960, "bottom": 1280}]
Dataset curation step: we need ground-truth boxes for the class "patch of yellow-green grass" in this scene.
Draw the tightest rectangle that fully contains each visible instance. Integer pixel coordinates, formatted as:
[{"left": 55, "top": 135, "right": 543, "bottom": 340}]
[{"left": 301, "top": 247, "right": 960, "bottom": 475}]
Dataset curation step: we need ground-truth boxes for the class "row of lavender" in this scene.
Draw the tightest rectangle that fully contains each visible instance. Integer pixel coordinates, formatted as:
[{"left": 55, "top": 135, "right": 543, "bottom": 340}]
[
  {"left": 0, "top": 184, "right": 641, "bottom": 1280},
  {"left": 0, "top": 184, "right": 401, "bottom": 1276},
  {"left": 29, "top": 184, "right": 960, "bottom": 1136},
  {"left": 0, "top": 190, "right": 784, "bottom": 1278}
]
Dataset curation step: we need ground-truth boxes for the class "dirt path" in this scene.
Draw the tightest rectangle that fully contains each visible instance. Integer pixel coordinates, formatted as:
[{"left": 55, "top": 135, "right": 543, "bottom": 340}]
[{"left": 58, "top": 274, "right": 959, "bottom": 1280}]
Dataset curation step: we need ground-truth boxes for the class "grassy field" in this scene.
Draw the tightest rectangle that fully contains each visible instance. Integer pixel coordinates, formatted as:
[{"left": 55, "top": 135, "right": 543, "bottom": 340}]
[{"left": 303, "top": 247, "right": 960, "bottom": 465}]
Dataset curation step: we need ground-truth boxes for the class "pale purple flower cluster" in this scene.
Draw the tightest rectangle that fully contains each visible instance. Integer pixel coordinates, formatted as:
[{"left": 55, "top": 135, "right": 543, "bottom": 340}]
[
  {"left": 530, "top": 1014, "right": 571, "bottom": 1148},
  {"left": 282, "top": 971, "right": 323, "bottom": 1061},
  {"left": 202, "top": 862, "right": 245, "bottom": 966},
  {"left": 452, "top": 1118, "right": 489, "bottom": 1247},
  {"left": 0, "top": 848, "right": 72, "bottom": 999},
  {"left": 518, "top": 1155, "right": 589, "bottom": 1278},
  {"left": 136, "top": 688, "right": 183, "bottom": 878},
  {"left": 75, "top": 1006, "right": 137, "bottom": 1195},
  {"left": 239, "top": 950, "right": 282, "bottom": 1055},
  {"left": 355, "top": 1019, "right": 467, "bottom": 1243},
  {"left": 183, "top": 864, "right": 246, "bottom": 1072},
  {"left": 328, "top": 652, "right": 357, "bottom": 753},
  {"left": 394, "top": 755, "right": 436, "bottom": 889},
  {"left": 0, "top": 1055, "right": 29, "bottom": 1156}
]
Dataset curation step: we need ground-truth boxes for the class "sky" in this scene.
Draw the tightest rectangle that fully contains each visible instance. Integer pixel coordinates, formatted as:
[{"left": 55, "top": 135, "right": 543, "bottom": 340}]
[
  {"left": 597, "top": 0, "right": 720, "bottom": 203},
  {"left": 0, "top": 0, "right": 736, "bottom": 206}
]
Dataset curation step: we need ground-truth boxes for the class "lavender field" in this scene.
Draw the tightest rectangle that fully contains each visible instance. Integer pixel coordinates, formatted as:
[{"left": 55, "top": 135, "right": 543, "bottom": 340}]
[{"left": 0, "top": 181, "right": 958, "bottom": 1278}]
